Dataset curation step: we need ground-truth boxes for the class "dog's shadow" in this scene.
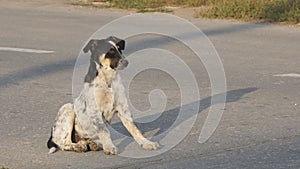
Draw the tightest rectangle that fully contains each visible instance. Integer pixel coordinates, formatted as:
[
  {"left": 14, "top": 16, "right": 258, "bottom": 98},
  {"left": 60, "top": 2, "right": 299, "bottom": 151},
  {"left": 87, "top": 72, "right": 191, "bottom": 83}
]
[{"left": 109, "top": 87, "right": 257, "bottom": 153}]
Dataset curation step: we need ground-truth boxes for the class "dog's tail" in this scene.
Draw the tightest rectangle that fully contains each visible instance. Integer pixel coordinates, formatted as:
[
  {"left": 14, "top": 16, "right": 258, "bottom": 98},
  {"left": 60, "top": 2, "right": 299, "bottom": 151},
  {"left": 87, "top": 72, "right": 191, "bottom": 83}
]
[{"left": 47, "top": 129, "right": 58, "bottom": 154}]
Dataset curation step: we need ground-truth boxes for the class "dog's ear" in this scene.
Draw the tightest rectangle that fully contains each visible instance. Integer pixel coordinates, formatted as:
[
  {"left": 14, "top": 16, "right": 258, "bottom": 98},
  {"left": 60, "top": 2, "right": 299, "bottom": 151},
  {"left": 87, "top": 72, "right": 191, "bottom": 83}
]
[
  {"left": 83, "top": 39, "right": 99, "bottom": 53},
  {"left": 106, "top": 36, "right": 125, "bottom": 50},
  {"left": 117, "top": 39, "right": 125, "bottom": 50},
  {"left": 84, "top": 61, "right": 98, "bottom": 83}
]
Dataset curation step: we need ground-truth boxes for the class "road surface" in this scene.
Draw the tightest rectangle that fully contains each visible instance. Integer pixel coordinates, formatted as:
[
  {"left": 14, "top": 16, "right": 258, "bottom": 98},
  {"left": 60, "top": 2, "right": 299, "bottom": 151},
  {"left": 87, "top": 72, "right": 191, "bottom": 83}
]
[{"left": 0, "top": 1, "right": 299, "bottom": 168}]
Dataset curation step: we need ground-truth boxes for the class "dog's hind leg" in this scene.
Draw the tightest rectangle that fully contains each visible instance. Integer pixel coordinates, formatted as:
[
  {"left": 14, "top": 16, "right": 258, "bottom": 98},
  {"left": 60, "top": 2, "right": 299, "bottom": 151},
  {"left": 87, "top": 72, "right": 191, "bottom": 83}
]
[
  {"left": 50, "top": 103, "right": 88, "bottom": 153},
  {"left": 86, "top": 139, "right": 100, "bottom": 151},
  {"left": 61, "top": 141, "right": 88, "bottom": 153}
]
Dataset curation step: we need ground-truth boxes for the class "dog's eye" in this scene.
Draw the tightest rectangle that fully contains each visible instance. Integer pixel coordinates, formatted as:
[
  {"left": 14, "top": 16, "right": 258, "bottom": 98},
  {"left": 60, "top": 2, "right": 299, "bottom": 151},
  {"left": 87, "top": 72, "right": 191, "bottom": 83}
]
[
  {"left": 106, "top": 49, "right": 117, "bottom": 58},
  {"left": 108, "top": 48, "right": 115, "bottom": 54}
]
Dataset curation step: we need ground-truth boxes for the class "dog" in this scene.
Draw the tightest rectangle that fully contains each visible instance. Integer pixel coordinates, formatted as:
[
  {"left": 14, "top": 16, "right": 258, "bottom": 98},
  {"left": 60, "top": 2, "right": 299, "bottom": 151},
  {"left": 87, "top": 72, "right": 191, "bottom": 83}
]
[{"left": 47, "top": 36, "right": 159, "bottom": 155}]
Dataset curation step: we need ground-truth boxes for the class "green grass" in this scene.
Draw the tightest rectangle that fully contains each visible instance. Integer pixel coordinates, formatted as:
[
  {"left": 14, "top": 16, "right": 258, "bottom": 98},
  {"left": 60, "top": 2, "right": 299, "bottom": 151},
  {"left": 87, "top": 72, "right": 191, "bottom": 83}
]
[
  {"left": 72, "top": 0, "right": 175, "bottom": 12},
  {"left": 73, "top": 0, "right": 300, "bottom": 23},
  {"left": 111, "top": 0, "right": 212, "bottom": 8},
  {"left": 197, "top": 0, "right": 300, "bottom": 23},
  {"left": 72, "top": 2, "right": 112, "bottom": 8},
  {"left": 137, "top": 7, "right": 173, "bottom": 13},
  {"left": 72, "top": 0, "right": 213, "bottom": 13},
  {"left": 262, "top": 0, "right": 300, "bottom": 23}
]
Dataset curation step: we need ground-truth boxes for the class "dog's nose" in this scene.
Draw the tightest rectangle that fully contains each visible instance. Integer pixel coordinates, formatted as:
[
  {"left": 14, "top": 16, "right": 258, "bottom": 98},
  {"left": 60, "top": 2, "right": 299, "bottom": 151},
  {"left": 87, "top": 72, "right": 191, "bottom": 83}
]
[{"left": 122, "top": 59, "right": 128, "bottom": 68}]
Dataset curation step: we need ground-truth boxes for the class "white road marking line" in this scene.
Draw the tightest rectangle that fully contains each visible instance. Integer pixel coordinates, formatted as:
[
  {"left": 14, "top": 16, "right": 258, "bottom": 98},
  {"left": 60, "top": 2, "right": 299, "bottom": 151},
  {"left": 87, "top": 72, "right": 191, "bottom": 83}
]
[
  {"left": 0, "top": 47, "right": 54, "bottom": 54},
  {"left": 274, "top": 73, "right": 300, "bottom": 78}
]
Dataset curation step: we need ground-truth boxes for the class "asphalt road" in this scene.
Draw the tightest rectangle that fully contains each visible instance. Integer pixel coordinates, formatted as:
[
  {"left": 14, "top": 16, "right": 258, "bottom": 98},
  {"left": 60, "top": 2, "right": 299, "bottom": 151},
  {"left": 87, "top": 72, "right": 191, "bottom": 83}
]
[{"left": 0, "top": 1, "right": 300, "bottom": 169}]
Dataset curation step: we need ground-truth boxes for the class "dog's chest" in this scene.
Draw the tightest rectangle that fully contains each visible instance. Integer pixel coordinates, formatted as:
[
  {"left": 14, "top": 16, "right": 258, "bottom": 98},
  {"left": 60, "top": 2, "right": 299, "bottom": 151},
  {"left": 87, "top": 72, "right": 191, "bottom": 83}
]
[
  {"left": 93, "top": 79, "right": 116, "bottom": 122},
  {"left": 95, "top": 87, "right": 114, "bottom": 109}
]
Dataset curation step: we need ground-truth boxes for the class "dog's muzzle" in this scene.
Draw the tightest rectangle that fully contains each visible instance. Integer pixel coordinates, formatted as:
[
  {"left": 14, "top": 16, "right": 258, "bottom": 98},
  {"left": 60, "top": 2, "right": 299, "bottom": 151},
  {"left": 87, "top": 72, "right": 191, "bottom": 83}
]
[{"left": 118, "top": 57, "right": 128, "bottom": 70}]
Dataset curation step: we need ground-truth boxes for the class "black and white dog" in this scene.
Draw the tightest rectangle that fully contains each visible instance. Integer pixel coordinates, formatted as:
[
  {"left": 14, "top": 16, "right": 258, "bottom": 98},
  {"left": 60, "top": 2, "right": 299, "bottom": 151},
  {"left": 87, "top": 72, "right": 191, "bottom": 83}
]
[{"left": 47, "top": 36, "right": 159, "bottom": 155}]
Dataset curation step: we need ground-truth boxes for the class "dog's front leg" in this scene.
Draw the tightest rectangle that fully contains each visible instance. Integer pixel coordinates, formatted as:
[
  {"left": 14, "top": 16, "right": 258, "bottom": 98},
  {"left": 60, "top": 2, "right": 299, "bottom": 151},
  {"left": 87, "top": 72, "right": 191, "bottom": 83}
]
[
  {"left": 98, "top": 125, "right": 118, "bottom": 155},
  {"left": 114, "top": 75, "right": 159, "bottom": 150},
  {"left": 118, "top": 114, "right": 160, "bottom": 150}
]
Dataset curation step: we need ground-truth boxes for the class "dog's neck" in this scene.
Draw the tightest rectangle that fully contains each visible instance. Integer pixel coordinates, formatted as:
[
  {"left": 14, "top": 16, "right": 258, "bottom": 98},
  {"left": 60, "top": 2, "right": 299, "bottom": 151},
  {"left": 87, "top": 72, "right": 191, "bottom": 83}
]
[
  {"left": 84, "top": 60, "right": 117, "bottom": 87},
  {"left": 96, "top": 68, "right": 116, "bottom": 88}
]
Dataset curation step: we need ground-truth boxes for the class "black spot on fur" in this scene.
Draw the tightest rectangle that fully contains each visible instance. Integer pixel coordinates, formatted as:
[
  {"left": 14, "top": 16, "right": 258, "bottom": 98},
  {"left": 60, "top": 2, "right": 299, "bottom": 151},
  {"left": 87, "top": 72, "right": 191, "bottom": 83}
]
[{"left": 47, "top": 129, "right": 58, "bottom": 149}]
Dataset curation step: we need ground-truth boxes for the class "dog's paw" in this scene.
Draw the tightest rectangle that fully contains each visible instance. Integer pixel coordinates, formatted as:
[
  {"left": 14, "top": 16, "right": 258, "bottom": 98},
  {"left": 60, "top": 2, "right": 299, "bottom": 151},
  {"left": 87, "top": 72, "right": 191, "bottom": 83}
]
[
  {"left": 87, "top": 140, "right": 100, "bottom": 151},
  {"left": 73, "top": 143, "right": 88, "bottom": 153},
  {"left": 103, "top": 144, "right": 118, "bottom": 155},
  {"left": 140, "top": 139, "right": 160, "bottom": 150}
]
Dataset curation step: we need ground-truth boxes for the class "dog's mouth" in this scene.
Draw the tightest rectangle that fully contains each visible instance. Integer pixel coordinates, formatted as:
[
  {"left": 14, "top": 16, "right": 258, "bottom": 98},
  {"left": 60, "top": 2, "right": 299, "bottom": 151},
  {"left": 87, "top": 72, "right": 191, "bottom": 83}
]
[{"left": 117, "top": 59, "right": 128, "bottom": 70}]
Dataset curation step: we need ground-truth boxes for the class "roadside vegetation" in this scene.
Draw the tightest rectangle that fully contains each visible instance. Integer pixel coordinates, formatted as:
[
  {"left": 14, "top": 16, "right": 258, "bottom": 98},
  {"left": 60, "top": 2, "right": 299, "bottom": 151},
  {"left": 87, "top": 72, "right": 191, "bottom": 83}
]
[
  {"left": 73, "top": 0, "right": 300, "bottom": 24},
  {"left": 197, "top": 0, "right": 300, "bottom": 23}
]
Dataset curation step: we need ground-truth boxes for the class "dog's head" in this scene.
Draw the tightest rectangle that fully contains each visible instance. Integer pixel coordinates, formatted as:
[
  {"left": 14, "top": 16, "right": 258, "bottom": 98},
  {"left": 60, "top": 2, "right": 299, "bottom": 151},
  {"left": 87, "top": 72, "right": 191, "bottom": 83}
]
[
  {"left": 83, "top": 36, "right": 128, "bottom": 70},
  {"left": 83, "top": 36, "right": 128, "bottom": 83}
]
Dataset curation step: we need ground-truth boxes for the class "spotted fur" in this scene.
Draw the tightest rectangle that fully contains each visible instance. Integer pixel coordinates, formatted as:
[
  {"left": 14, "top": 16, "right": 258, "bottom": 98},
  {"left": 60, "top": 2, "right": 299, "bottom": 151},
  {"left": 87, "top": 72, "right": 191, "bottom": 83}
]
[{"left": 47, "top": 36, "right": 159, "bottom": 154}]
